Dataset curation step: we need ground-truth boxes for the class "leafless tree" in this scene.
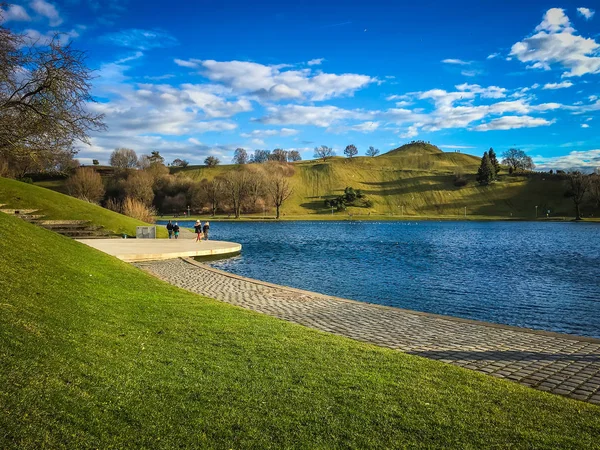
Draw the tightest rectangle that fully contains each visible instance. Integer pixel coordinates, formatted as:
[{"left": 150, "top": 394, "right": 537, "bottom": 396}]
[
  {"left": 0, "top": 19, "right": 105, "bottom": 176},
  {"left": 192, "top": 178, "right": 224, "bottom": 216},
  {"left": 65, "top": 167, "right": 105, "bottom": 203},
  {"left": 267, "top": 172, "right": 293, "bottom": 219},
  {"left": 232, "top": 148, "right": 248, "bottom": 165},
  {"left": 122, "top": 170, "right": 154, "bottom": 206},
  {"left": 204, "top": 156, "right": 220, "bottom": 167},
  {"left": 565, "top": 171, "right": 592, "bottom": 220},
  {"left": 270, "top": 148, "right": 288, "bottom": 162},
  {"left": 314, "top": 145, "right": 334, "bottom": 162},
  {"left": 502, "top": 148, "right": 535, "bottom": 173},
  {"left": 366, "top": 146, "right": 379, "bottom": 157},
  {"left": 222, "top": 169, "right": 251, "bottom": 218},
  {"left": 287, "top": 150, "right": 302, "bottom": 162},
  {"left": 344, "top": 144, "right": 358, "bottom": 158},
  {"left": 109, "top": 148, "right": 138, "bottom": 170}
]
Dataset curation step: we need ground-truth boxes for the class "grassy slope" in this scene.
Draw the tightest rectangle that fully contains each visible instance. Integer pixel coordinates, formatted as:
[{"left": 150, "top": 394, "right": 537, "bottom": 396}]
[
  {"left": 0, "top": 212, "right": 599, "bottom": 448},
  {"left": 176, "top": 144, "right": 593, "bottom": 219},
  {"left": 0, "top": 177, "right": 167, "bottom": 237}
]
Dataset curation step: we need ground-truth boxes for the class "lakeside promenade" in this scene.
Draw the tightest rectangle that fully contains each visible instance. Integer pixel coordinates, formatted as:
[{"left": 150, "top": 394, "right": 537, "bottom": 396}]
[{"left": 136, "top": 257, "right": 600, "bottom": 405}]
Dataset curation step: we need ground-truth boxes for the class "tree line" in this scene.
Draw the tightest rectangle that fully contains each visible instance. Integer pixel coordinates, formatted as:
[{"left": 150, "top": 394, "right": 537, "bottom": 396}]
[{"left": 65, "top": 148, "right": 295, "bottom": 221}]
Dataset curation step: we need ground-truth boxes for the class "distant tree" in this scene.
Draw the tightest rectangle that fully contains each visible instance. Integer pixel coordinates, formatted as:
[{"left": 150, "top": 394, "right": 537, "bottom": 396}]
[
  {"left": 92, "top": 159, "right": 99, "bottom": 166},
  {"left": 65, "top": 168, "right": 105, "bottom": 203},
  {"left": 502, "top": 148, "right": 534, "bottom": 173},
  {"left": 476, "top": 151, "right": 495, "bottom": 185},
  {"left": 204, "top": 156, "right": 220, "bottom": 167},
  {"left": 287, "top": 150, "right": 302, "bottom": 162},
  {"left": 109, "top": 148, "right": 138, "bottom": 170},
  {"left": 270, "top": 148, "right": 288, "bottom": 162},
  {"left": 171, "top": 158, "right": 189, "bottom": 168},
  {"left": 344, "top": 144, "right": 358, "bottom": 158},
  {"left": 591, "top": 173, "right": 600, "bottom": 207},
  {"left": 250, "top": 149, "right": 271, "bottom": 163},
  {"left": 148, "top": 151, "right": 164, "bottom": 165},
  {"left": 366, "top": 146, "right": 380, "bottom": 157},
  {"left": 197, "top": 178, "right": 225, "bottom": 216},
  {"left": 314, "top": 145, "right": 335, "bottom": 162},
  {"left": 488, "top": 147, "right": 500, "bottom": 177},
  {"left": 122, "top": 171, "right": 154, "bottom": 206},
  {"left": 232, "top": 148, "right": 249, "bottom": 165},
  {"left": 222, "top": 170, "right": 251, "bottom": 218},
  {"left": 565, "top": 171, "right": 592, "bottom": 220},
  {"left": 267, "top": 172, "right": 293, "bottom": 219}
]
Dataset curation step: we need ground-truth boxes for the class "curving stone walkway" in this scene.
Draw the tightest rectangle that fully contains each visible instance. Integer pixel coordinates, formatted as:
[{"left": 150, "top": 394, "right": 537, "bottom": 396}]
[{"left": 136, "top": 258, "right": 600, "bottom": 405}]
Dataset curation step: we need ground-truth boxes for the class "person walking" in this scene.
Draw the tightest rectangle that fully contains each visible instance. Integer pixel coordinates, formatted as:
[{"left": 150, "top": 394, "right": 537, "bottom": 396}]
[
  {"left": 194, "top": 220, "right": 203, "bottom": 242},
  {"left": 202, "top": 221, "right": 210, "bottom": 240},
  {"left": 173, "top": 222, "right": 180, "bottom": 239},
  {"left": 166, "top": 220, "right": 174, "bottom": 239}
]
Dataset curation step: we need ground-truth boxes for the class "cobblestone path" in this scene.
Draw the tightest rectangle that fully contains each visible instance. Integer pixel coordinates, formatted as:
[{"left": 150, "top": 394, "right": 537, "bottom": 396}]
[{"left": 136, "top": 258, "right": 600, "bottom": 405}]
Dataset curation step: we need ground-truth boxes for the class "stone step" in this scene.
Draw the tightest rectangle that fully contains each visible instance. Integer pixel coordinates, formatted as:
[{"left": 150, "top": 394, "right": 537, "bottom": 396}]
[{"left": 0, "top": 208, "right": 39, "bottom": 215}]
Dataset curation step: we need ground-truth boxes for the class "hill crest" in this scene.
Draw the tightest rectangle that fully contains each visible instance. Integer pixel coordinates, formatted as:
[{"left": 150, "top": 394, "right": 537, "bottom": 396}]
[{"left": 384, "top": 142, "right": 443, "bottom": 156}]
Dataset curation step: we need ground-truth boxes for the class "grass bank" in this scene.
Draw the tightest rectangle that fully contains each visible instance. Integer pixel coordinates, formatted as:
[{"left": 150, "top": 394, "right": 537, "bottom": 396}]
[
  {"left": 0, "top": 177, "right": 166, "bottom": 237},
  {"left": 0, "top": 212, "right": 599, "bottom": 448}
]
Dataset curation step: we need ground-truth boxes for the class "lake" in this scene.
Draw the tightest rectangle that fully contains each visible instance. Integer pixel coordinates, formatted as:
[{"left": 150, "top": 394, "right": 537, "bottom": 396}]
[{"left": 161, "top": 220, "right": 600, "bottom": 339}]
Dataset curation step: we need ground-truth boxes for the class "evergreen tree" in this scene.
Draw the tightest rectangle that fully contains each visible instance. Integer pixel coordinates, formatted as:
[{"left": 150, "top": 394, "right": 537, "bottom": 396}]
[
  {"left": 488, "top": 147, "right": 500, "bottom": 178},
  {"left": 476, "top": 151, "right": 495, "bottom": 185}
]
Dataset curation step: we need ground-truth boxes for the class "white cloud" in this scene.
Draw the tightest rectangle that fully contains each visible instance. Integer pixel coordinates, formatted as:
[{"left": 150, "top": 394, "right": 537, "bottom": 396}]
[
  {"left": 0, "top": 4, "right": 31, "bottom": 22},
  {"left": 102, "top": 29, "right": 178, "bottom": 50},
  {"left": 456, "top": 83, "right": 507, "bottom": 98},
  {"left": 474, "top": 116, "right": 555, "bottom": 131},
  {"left": 307, "top": 58, "right": 325, "bottom": 66},
  {"left": 577, "top": 7, "right": 595, "bottom": 20},
  {"left": 543, "top": 81, "right": 574, "bottom": 89},
  {"left": 351, "top": 121, "right": 380, "bottom": 133},
  {"left": 442, "top": 59, "right": 470, "bottom": 65},
  {"left": 23, "top": 27, "right": 79, "bottom": 46},
  {"left": 30, "top": 0, "right": 62, "bottom": 26},
  {"left": 400, "top": 126, "right": 419, "bottom": 138},
  {"left": 175, "top": 59, "right": 376, "bottom": 101},
  {"left": 240, "top": 128, "right": 299, "bottom": 138},
  {"left": 256, "top": 105, "right": 373, "bottom": 127},
  {"left": 487, "top": 53, "right": 500, "bottom": 59},
  {"left": 510, "top": 8, "right": 600, "bottom": 77},
  {"left": 581, "top": 123, "right": 590, "bottom": 128},
  {"left": 534, "top": 149, "right": 600, "bottom": 171}
]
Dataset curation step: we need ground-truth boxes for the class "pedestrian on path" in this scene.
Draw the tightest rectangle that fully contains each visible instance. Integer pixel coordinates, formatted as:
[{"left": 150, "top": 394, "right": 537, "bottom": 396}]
[
  {"left": 194, "top": 220, "right": 203, "bottom": 242},
  {"left": 173, "top": 222, "right": 180, "bottom": 239},
  {"left": 202, "top": 221, "right": 210, "bottom": 240},
  {"left": 166, "top": 220, "right": 173, "bottom": 239}
]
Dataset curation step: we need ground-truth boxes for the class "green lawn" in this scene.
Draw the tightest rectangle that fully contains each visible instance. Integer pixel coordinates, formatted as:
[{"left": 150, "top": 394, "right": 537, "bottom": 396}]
[
  {"left": 0, "top": 212, "right": 599, "bottom": 449},
  {"left": 0, "top": 177, "right": 167, "bottom": 237}
]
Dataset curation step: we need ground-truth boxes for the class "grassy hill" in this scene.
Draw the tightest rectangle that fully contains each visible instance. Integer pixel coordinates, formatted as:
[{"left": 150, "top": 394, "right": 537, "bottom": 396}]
[
  {"left": 0, "top": 177, "right": 166, "bottom": 237},
  {"left": 175, "top": 143, "right": 594, "bottom": 219},
  {"left": 1, "top": 211, "right": 599, "bottom": 448}
]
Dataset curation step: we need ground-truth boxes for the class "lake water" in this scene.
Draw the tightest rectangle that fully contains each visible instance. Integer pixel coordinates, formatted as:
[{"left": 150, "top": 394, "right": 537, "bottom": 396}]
[{"left": 161, "top": 220, "right": 600, "bottom": 339}]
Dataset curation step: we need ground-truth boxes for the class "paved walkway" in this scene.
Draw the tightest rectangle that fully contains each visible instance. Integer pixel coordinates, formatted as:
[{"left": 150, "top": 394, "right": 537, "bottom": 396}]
[
  {"left": 136, "top": 258, "right": 600, "bottom": 405},
  {"left": 77, "top": 238, "right": 241, "bottom": 262}
]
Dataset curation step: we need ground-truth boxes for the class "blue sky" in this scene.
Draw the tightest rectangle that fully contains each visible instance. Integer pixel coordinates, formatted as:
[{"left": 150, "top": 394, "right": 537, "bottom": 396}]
[{"left": 2, "top": 0, "right": 599, "bottom": 169}]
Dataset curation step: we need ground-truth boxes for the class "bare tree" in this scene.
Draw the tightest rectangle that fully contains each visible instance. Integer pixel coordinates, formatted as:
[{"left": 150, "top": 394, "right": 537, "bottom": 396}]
[
  {"left": 222, "top": 169, "right": 251, "bottom": 218},
  {"left": 502, "top": 148, "right": 535, "bottom": 173},
  {"left": 122, "top": 170, "right": 154, "bottom": 206},
  {"left": 204, "top": 156, "right": 220, "bottom": 167},
  {"left": 192, "top": 178, "right": 224, "bottom": 216},
  {"left": 287, "top": 150, "right": 302, "bottom": 162},
  {"left": 232, "top": 148, "right": 248, "bottom": 165},
  {"left": 565, "top": 171, "right": 592, "bottom": 220},
  {"left": 314, "top": 145, "right": 335, "bottom": 162},
  {"left": 109, "top": 148, "right": 138, "bottom": 170},
  {"left": 171, "top": 158, "right": 189, "bottom": 168},
  {"left": 591, "top": 173, "right": 600, "bottom": 207},
  {"left": 0, "top": 22, "right": 105, "bottom": 176},
  {"left": 344, "top": 144, "right": 358, "bottom": 158},
  {"left": 366, "top": 146, "right": 379, "bottom": 157},
  {"left": 270, "top": 148, "right": 288, "bottom": 162},
  {"left": 267, "top": 173, "right": 293, "bottom": 219},
  {"left": 65, "top": 168, "right": 105, "bottom": 203},
  {"left": 249, "top": 149, "right": 270, "bottom": 163}
]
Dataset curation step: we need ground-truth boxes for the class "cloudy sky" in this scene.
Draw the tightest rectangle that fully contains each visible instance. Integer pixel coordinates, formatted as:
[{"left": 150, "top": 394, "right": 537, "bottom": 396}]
[{"left": 2, "top": 0, "right": 599, "bottom": 170}]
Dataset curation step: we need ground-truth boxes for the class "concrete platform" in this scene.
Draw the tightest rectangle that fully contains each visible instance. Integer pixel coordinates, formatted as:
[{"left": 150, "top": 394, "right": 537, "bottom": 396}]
[{"left": 76, "top": 238, "right": 241, "bottom": 262}]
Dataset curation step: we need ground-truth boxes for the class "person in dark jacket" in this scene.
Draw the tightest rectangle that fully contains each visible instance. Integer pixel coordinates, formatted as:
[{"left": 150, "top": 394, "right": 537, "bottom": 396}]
[
  {"left": 166, "top": 220, "right": 174, "bottom": 239},
  {"left": 194, "top": 220, "right": 202, "bottom": 242},
  {"left": 173, "top": 222, "right": 180, "bottom": 239},
  {"left": 202, "top": 221, "right": 210, "bottom": 240}
]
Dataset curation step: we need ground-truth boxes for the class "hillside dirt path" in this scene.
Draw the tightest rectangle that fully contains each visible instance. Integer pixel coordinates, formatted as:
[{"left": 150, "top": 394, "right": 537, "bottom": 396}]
[{"left": 136, "top": 258, "right": 600, "bottom": 405}]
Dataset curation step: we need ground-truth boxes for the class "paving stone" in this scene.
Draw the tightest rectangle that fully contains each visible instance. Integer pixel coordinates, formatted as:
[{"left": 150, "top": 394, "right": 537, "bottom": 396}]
[{"left": 135, "top": 258, "right": 600, "bottom": 405}]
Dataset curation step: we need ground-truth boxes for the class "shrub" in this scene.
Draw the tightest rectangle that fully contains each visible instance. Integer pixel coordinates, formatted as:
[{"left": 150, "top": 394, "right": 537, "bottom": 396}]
[
  {"left": 65, "top": 168, "right": 105, "bottom": 203},
  {"left": 122, "top": 197, "right": 156, "bottom": 223}
]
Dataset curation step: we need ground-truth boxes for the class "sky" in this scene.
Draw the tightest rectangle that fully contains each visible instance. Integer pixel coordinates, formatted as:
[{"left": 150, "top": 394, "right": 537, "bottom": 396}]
[{"left": 1, "top": 0, "right": 600, "bottom": 170}]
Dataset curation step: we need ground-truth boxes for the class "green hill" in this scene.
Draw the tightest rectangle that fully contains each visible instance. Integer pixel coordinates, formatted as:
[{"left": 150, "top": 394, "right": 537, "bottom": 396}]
[
  {"left": 1, "top": 211, "right": 599, "bottom": 447},
  {"left": 177, "top": 145, "right": 591, "bottom": 219},
  {"left": 0, "top": 177, "right": 166, "bottom": 237}
]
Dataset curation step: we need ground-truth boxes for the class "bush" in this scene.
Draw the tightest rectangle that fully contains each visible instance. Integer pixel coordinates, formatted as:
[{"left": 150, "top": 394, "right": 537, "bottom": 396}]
[
  {"left": 122, "top": 197, "right": 156, "bottom": 223},
  {"left": 65, "top": 168, "right": 105, "bottom": 203}
]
